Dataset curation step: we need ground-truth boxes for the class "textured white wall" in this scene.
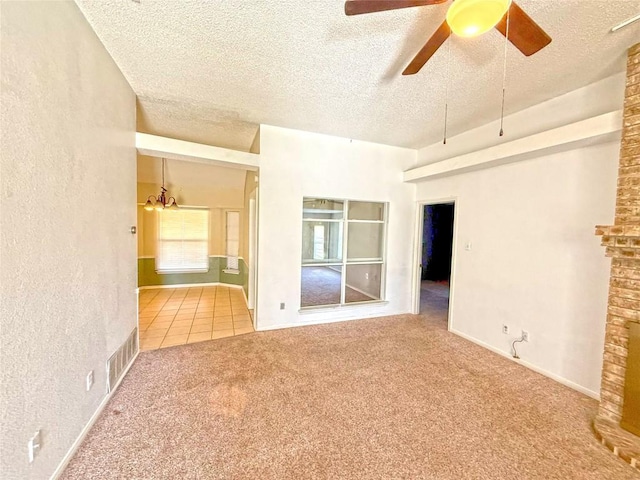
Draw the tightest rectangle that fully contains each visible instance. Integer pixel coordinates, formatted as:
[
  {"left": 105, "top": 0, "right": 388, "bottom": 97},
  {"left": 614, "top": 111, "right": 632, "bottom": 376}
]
[
  {"left": 0, "top": 2, "right": 136, "bottom": 479},
  {"left": 417, "top": 142, "right": 618, "bottom": 397},
  {"left": 414, "top": 74, "right": 627, "bottom": 397},
  {"left": 257, "top": 125, "right": 417, "bottom": 330}
]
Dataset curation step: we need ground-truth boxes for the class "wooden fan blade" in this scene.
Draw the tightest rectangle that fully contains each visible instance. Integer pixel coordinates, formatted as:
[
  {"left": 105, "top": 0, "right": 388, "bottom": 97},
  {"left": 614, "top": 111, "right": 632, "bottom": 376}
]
[
  {"left": 402, "top": 20, "right": 450, "bottom": 75},
  {"left": 495, "top": 1, "right": 551, "bottom": 56},
  {"left": 345, "top": 0, "right": 447, "bottom": 16}
]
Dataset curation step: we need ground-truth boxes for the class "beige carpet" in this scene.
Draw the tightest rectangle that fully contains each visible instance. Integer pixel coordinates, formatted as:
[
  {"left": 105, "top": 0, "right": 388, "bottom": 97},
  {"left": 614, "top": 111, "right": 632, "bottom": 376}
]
[
  {"left": 301, "top": 266, "right": 374, "bottom": 307},
  {"left": 62, "top": 313, "right": 639, "bottom": 479}
]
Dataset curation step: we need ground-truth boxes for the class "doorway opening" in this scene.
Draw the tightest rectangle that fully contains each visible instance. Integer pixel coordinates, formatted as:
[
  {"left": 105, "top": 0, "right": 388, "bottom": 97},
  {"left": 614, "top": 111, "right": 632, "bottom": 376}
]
[
  {"left": 135, "top": 156, "right": 259, "bottom": 351},
  {"left": 417, "top": 202, "right": 455, "bottom": 324}
]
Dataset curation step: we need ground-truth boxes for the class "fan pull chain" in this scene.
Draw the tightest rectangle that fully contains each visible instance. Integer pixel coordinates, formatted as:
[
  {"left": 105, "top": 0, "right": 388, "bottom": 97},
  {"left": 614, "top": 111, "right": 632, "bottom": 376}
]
[
  {"left": 499, "top": 9, "right": 511, "bottom": 137},
  {"left": 443, "top": 32, "right": 452, "bottom": 144},
  {"left": 443, "top": 103, "right": 448, "bottom": 145}
]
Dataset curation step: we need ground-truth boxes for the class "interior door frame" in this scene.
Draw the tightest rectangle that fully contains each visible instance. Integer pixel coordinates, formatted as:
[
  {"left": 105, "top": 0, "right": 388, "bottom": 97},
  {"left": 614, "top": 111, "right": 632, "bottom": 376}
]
[
  {"left": 411, "top": 197, "right": 458, "bottom": 332},
  {"left": 248, "top": 193, "right": 257, "bottom": 311}
]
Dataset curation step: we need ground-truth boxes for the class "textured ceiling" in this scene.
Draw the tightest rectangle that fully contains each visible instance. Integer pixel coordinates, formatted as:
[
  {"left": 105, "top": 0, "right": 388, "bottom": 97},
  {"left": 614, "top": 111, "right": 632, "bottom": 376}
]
[{"left": 76, "top": 0, "right": 640, "bottom": 151}]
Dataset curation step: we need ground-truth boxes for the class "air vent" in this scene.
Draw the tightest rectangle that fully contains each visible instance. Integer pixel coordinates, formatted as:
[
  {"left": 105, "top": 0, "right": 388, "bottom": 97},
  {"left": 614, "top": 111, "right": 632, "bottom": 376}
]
[{"left": 106, "top": 327, "right": 138, "bottom": 393}]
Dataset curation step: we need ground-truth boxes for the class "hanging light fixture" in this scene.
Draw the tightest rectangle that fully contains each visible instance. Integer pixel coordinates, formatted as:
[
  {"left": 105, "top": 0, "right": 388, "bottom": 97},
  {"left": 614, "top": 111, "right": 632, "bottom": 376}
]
[
  {"left": 446, "top": 0, "right": 512, "bottom": 38},
  {"left": 144, "top": 158, "right": 179, "bottom": 211}
]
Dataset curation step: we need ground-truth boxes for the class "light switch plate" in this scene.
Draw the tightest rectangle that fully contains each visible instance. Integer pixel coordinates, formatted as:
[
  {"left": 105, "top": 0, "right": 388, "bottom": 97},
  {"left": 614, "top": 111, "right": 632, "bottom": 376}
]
[
  {"left": 86, "top": 370, "right": 94, "bottom": 391},
  {"left": 28, "top": 430, "right": 41, "bottom": 463}
]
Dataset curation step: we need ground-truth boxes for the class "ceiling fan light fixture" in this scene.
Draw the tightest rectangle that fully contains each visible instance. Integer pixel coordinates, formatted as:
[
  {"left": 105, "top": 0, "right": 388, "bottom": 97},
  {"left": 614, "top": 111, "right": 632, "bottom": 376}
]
[{"left": 446, "top": 0, "right": 512, "bottom": 38}]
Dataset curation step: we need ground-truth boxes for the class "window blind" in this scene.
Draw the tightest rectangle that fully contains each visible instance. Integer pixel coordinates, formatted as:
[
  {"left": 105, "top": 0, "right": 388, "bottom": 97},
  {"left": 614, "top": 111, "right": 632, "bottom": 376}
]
[{"left": 156, "top": 208, "right": 209, "bottom": 273}]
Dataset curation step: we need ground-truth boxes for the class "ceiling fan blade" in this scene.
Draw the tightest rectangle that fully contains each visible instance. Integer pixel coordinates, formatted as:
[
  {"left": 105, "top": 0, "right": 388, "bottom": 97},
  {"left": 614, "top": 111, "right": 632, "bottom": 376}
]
[
  {"left": 345, "top": 0, "right": 447, "bottom": 16},
  {"left": 495, "top": 1, "right": 551, "bottom": 56},
  {"left": 402, "top": 20, "right": 450, "bottom": 75}
]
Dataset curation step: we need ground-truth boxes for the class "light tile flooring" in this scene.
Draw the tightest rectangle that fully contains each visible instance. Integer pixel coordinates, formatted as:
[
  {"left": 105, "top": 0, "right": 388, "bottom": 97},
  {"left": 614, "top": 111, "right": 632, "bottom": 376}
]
[{"left": 138, "top": 286, "right": 254, "bottom": 351}]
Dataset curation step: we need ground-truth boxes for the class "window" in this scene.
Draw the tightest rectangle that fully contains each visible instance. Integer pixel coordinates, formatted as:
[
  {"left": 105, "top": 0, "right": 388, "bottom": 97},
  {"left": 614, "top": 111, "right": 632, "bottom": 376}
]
[
  {"left": 301, "top": 198, "right": 387, "bottom": 308},
  {"left": 156, "top": 208, "right": 209, "bottom": 273},
  {"left": 225, "top": 211, "right": 240, "bottom": 272}
]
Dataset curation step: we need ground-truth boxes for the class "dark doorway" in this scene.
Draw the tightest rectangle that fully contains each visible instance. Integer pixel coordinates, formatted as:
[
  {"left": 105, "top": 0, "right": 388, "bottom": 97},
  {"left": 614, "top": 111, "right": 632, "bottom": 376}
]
[{"left": 420, "top": 203, "right": 454, "bottom": 318}]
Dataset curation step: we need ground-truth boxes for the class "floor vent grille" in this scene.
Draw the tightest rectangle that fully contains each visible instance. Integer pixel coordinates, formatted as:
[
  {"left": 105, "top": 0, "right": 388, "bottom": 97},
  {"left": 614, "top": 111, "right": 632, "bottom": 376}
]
[{"left": 107, "top": 327, "right": 138, "bottom": 393}]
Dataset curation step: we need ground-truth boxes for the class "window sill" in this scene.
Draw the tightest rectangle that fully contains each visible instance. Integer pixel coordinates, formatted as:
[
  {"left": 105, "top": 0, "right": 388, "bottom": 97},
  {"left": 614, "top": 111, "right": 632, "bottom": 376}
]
[
  {"left": 156, "top": 269, "right": 209, "bottom": 275},
  {"left": 223, "top": 269, "right": 240, "bottom": 275},
  {"left": 299, "top": 300, "right": 388, "bottom": 313}
]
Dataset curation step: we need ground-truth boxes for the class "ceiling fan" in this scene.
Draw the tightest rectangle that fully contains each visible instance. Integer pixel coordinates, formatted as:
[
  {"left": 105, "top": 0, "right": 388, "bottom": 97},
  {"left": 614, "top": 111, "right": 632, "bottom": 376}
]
[{"left": 344, "top": 0, "right": 552, "bottom": 75}]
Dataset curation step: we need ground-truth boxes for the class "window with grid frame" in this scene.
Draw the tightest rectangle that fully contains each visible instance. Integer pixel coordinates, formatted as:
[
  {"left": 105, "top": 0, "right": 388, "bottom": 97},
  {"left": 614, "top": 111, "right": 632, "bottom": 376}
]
[
  {"left": 300, "top": 198, "right": 387, "bottom": 308},
  {"left": 156, "top": 208, "right": 210, "bottom": 274}
]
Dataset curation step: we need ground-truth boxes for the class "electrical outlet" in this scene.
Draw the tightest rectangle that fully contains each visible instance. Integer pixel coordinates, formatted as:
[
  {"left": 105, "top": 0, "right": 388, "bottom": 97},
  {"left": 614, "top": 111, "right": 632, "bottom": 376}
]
[
  {"left": 28, "top": 430, "right": 41, "bottom": 463},
  {"left": 522, "top": 331, "right": 529, "bottom": 342},
  {"left": 280, "top": 302, "right": 285, "bottom": 310},
  {"left": 365, "top": 273, "right": 369, "bottom": 280},
  {"left": 86, "top": 370, "right": 94, "bottom": 392},
  {"left": 502, "top": 325, "right": 509, "bottom": 335}
]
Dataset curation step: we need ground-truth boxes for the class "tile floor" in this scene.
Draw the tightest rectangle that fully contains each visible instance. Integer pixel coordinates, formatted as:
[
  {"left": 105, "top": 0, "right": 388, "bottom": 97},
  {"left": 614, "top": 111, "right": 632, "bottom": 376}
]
[{"left": 138, "top": 286, "right": 254, "bottom": 351}]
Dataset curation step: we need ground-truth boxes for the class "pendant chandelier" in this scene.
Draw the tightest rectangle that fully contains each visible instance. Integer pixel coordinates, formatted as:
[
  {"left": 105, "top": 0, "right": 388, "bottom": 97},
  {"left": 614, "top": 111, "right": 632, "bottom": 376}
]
[{"left": 144, "top": 158, "right": 179, "bottom": 211}]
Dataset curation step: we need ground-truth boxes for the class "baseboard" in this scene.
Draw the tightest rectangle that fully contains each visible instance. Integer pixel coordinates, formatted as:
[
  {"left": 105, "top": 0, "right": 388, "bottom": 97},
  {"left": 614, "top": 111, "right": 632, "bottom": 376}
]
[
  {"left": 49, "top": 350, "right": 140, "bottom": 480},
  {"left": 343, "top": 282, "right": 376, "bottom": 301},
  {"left": 449, "top": 328, "right": 600, "bottom": 400},
  {"left": 138, "top": 282, "right": 245, "bottom": 290},
  {"left": 241, "top": 286, "right": 249, "bottom": 305},
  {"left": 137, "top": 255, "right": 245, "bottom": 260},
  {"left": 258, "top": 307, "right": 404, "bottom": 332}
]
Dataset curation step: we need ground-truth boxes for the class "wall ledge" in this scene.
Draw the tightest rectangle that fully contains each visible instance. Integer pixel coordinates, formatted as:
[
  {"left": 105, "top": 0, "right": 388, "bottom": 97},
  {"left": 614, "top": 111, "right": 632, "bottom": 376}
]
[
  {"left": 136, "top": 133, "right": 259, "bottom": 170},
  {"left": 138, "top": 282, "right": 245, "bottom": 290},
  {"left": 404, "top": 111, "right": 623, "bottom": 182}
]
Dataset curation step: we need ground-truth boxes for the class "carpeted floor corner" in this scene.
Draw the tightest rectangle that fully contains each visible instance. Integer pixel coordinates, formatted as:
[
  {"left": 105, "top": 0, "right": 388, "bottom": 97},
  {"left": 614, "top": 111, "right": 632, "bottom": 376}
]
[{"left": 61, "top": 311, "right": 640, "bottom": 479}]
